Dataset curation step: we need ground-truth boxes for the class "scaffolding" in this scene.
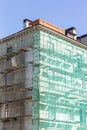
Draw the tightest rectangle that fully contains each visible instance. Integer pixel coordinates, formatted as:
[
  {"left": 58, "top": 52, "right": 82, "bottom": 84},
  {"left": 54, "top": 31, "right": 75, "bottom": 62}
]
[
  {"left": 32, "top": 31, "right": 87, "bottom": 130},
  {"left": 0, "top": 41, "right": 33, "bottom": 130}
]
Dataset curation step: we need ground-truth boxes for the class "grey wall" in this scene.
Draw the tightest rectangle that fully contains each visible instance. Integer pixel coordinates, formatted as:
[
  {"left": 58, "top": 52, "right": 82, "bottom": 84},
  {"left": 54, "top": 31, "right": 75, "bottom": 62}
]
[{"left": 0, "top": 31, "right": 34, "bottom": 130}]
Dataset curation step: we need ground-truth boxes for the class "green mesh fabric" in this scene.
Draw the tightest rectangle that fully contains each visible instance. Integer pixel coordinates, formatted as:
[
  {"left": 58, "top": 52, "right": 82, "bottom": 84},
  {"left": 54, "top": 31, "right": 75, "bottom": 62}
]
[{"left": 32, "top": 31, "right": 87, "bottom": 130}]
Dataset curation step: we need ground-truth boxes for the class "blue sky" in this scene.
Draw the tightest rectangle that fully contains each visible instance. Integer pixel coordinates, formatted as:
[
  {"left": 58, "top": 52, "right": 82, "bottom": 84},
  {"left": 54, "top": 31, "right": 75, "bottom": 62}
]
[{"left": 0, "top": 0, "right": 87, "bottom": 38}]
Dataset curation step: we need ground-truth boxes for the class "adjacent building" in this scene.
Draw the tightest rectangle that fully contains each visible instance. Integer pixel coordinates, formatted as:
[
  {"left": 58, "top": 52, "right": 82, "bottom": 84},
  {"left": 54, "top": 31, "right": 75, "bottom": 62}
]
[{"left": 0, "top": 18, "right": 87, "bottom": 130}]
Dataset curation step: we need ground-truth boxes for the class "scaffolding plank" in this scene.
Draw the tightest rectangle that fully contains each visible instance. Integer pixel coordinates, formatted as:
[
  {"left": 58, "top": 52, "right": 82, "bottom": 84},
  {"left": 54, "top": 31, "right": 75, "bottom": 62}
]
[
  {"left": 0, "top": 84, "right": 12, "bottom": 89},
  {"left": 1, "top": 114, "right": 32, "bottom": 122},
  {"left": 20, "top": 87, "right": 33, "bottom": 92},
  {"left": 8, "top": 96, "right": 32, "bottom": 103},
  {"left": 28, "top": 45, "right": 33, "bottom": 49}
]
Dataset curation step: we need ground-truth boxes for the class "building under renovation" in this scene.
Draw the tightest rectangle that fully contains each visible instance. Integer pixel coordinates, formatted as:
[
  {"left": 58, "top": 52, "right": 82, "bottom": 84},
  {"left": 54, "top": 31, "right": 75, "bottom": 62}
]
[{"left": 0, "top": 19, "right": 87, "bottom": 130}]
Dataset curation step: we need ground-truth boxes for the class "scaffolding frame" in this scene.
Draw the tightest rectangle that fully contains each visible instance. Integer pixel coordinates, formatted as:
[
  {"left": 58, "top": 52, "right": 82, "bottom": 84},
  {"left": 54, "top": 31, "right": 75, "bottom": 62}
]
[{"left": 0, "top": 42, "right": 34, "bottom": 130}]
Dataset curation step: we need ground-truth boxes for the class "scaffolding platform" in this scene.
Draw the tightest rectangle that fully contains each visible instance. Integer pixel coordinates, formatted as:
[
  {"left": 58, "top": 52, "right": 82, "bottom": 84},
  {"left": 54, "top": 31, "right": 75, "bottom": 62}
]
[
  {"left": 1, "top": 114, "right": 32, "bottom": 122},
  {"left": 20, "top": 87, "right": 33, "bottom": 92},
  {"left": 0, "top": 45, "right": 33, "bottom": 62},
  {"left": 7, "top": 96, "right": 32, "bottom": 103}
]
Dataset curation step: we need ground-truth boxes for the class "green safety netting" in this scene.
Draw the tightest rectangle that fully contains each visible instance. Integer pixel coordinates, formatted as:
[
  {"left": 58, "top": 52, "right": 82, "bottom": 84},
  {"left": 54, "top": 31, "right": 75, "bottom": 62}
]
[{"left": 32, "top": 31, "right": 87, "bottom": 130}]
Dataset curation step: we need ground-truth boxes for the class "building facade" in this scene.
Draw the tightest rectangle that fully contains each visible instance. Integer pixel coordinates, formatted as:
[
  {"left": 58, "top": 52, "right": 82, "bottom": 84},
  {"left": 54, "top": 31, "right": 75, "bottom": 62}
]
[{"left": 0, "top": 19, "right": 87, "bottom": 130}]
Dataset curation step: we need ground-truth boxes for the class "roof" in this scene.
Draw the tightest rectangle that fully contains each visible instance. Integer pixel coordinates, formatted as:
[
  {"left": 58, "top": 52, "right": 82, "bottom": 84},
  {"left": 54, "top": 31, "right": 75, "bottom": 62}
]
[
  {"left": 1, "top": 18, "right": 87, "bottom": 50},
  {"left": 65, "top": 27, "right": 76, "bottom": 31},
  {"left": 77, "top": 34, "right": 87, "bottom": 39},
  {"left": 30, "top": 19, "right": 65, "bottom": 35},
  {"left": 23, "top": 19, "right": 32, "bottom": 23}
]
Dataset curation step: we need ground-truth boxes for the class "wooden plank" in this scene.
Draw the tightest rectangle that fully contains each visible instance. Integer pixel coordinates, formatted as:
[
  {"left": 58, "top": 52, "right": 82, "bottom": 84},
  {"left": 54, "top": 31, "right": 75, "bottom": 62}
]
[
  {"left": 0, "top": 84, "right": 12, "bottom": 89},
  {"left": 20, "top": 87, "right": 32, "bottom": 92},
  {"left": 28, "top": 45, "right": 33, "bottom": 49},
  {"left": 29, "top": 61, "right": 33, "bottom": 64},
  {"left": 8, "top": 96, "right": 32, "bottom": 103},
  {"left": 1, "top": 114, "right": 32, "bottom": 122}
]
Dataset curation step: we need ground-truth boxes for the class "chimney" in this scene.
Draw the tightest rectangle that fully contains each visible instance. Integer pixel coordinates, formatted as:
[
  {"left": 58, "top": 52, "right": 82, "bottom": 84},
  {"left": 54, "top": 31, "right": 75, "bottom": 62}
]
[
  {"left": 23, "top": 19, "right": 32, "bottom": 29},
  {"left": 65, "top": 27, "right": 77, "bottom": 40}
]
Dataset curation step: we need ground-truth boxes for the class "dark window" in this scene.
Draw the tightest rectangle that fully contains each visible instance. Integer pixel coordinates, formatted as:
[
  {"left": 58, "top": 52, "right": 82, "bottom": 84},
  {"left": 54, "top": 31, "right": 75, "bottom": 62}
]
[{"left": 7, "top": 47, "right": 12, "bottom": 60}]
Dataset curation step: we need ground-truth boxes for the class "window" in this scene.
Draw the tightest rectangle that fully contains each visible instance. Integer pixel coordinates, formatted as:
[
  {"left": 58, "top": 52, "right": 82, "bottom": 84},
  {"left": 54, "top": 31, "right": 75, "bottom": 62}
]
[{"left": 7, "top": 47, "right": 12, "bottom": 60}]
